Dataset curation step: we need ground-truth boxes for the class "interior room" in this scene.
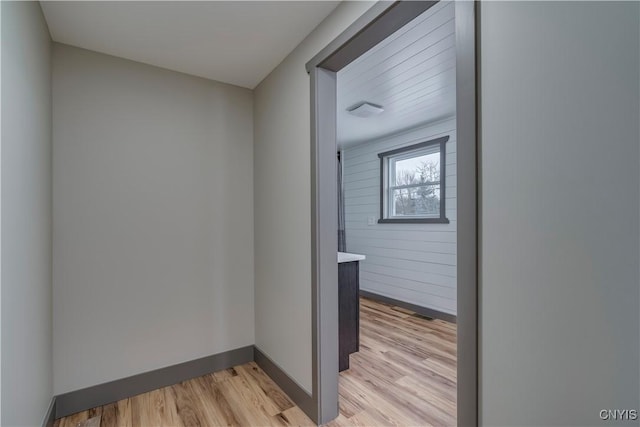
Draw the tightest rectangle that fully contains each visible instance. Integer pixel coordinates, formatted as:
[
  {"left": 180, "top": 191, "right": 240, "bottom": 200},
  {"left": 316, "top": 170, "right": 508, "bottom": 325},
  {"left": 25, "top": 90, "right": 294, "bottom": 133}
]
[
  {"left": 334, "top": 3, "right": 457, "bottom": 425},
  {"left": 2, "top": 1, "right": 638, "bottom": 427}
]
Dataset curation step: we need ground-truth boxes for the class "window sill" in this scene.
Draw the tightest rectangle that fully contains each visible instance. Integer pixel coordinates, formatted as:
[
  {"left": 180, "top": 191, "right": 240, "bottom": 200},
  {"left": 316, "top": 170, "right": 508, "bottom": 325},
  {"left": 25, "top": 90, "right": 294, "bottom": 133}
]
[{"left": 377, "top": 217, "right": 450, "bottom": 224}]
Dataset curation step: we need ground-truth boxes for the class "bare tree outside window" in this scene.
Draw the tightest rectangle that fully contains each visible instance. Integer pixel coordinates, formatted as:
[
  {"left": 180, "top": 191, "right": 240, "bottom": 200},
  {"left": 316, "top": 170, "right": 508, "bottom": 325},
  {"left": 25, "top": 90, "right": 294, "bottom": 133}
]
[{"left": 393, "top": 159, "right": 440, "bottom": 217}]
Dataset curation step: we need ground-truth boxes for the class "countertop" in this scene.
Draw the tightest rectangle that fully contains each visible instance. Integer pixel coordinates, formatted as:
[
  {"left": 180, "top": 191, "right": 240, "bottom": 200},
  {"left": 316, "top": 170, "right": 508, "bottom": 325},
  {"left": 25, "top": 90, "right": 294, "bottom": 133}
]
[{"left": 338, "top": 252, "right": 366, "bottom": 263}]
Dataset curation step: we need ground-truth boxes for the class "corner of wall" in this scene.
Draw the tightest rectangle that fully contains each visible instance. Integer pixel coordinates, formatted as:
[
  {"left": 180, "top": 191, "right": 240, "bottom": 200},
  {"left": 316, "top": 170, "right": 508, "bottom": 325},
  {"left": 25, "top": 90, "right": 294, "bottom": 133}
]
[{"left": 2, "top": 1, "right": 55, "bottom": 424}]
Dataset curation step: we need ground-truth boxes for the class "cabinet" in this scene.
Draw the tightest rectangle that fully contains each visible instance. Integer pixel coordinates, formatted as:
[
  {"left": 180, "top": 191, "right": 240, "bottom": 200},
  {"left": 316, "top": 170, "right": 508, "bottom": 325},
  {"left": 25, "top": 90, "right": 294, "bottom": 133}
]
[{"left": 338, "top": 261, "right": 359, "bottom": 372}]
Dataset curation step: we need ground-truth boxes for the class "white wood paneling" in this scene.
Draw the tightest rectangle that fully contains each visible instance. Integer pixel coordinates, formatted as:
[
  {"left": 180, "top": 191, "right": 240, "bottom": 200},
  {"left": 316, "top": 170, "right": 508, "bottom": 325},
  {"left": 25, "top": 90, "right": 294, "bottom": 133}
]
[
  {"left": 337, "top": 1, "right": 455, "bottom": 147},
  {"left": 343, "top": 118, "right": 457, "bottom": 315}
]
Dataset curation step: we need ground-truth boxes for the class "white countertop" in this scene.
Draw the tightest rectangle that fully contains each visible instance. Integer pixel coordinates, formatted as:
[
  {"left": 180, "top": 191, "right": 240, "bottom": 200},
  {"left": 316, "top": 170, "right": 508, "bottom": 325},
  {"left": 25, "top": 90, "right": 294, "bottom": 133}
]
[{"left": 338, "top": 252, "right": 366, "bottom": 263}]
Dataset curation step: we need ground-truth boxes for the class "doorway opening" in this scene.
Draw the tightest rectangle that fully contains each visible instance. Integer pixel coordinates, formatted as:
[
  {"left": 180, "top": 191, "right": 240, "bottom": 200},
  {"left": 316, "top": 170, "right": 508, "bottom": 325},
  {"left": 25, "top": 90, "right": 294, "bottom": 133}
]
[{"left": 306, "top": 1, "right": 477, "bottom": 425}]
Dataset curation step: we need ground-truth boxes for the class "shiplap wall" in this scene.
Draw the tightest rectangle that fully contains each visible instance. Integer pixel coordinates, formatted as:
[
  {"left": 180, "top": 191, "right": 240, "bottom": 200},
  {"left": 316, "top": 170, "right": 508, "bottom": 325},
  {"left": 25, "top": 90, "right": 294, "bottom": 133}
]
[{"left": 343, "top": 118, "right": 456, "bottom": 315}]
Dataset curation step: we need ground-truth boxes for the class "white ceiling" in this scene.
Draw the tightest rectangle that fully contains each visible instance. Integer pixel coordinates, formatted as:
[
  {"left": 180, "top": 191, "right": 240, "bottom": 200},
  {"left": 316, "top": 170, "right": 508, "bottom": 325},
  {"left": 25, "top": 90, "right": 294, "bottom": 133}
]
[
  {"left": 337, "top": 1, "right": 455, "bottom": 148},
  {"left": 40, "top": 1, "right": 340, "bottom": 89}
]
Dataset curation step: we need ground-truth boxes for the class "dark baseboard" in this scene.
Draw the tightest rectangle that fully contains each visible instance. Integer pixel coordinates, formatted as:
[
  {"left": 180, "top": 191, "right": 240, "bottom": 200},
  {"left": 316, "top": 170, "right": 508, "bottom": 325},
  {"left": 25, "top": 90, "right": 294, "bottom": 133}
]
[
  {"left": 48, "top": 297, "right": 450, "bottom": 423},
  {"left": 52, "top": 345, "right": 317, "bottom": 423},
  {"left": 253, "top": 346, "right": 317, "bottom": 423},
  {"left": 360, "top": 290, "right": 457, "bottom": 324},
  {"left": 42, "top": 397, "right": 56, "bottom": 427},
  {"left": 54, "top": 345, "right": 254, "bottom": 418}
]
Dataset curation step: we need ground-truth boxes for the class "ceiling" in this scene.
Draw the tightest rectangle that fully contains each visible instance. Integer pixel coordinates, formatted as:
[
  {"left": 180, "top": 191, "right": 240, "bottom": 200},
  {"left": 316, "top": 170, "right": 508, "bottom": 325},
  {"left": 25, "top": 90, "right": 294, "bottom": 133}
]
[
  {"left": 40, "top": 1, "right": 340, "bottom": 89},
  {"left": 337, "top": 1, "right": 455, "bottom": 148}
]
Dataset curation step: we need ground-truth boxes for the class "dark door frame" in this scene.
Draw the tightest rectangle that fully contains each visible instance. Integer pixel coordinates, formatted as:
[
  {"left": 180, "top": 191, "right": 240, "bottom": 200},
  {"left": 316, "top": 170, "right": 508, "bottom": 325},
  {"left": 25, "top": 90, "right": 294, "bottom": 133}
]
[{"left": 305, "top": 1, "right": 478, "bottom": 425}]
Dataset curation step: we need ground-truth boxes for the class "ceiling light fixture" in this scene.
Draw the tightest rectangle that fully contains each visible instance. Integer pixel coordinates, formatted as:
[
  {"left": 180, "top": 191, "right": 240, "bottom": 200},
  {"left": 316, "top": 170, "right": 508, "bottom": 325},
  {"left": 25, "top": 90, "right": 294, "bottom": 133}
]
[{"left": 346, "top": 101, "right": 384, "bottom": 118}]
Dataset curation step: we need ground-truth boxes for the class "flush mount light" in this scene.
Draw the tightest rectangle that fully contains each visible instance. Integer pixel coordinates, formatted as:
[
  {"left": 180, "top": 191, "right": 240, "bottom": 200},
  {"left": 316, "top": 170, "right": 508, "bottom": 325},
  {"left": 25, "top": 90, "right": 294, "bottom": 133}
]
[{"left": 346, "top": 101, "right": 384, "bottom": 118}]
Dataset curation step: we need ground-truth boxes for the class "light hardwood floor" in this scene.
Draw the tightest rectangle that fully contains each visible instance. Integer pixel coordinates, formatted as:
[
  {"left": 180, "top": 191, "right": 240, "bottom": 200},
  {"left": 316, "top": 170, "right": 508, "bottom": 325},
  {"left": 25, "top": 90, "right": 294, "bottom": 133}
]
[{"left": 54, "top": 297, "right": 457, "bottom": 427}]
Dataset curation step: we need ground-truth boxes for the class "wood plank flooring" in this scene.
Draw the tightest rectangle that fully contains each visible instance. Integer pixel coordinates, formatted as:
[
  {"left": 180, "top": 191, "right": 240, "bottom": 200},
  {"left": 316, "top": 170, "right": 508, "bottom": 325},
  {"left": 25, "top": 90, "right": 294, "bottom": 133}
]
[
  {"left": 54, "top": 297, "right": 456, "bottom": 427},
  {"left": 328, "top": 298, "right": 457, "bottom": 427}
]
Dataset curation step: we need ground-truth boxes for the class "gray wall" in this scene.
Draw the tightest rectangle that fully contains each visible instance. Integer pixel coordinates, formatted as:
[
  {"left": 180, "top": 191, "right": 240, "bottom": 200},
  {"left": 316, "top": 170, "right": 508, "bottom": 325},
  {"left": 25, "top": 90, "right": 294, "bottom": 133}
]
[
  {"left": 256, "top": 0, "right": 639, "bottom": 422},
  {"left": 1, "top": 2, "right": 53, "bottom": 425},
  {"left": 253, "top": 1, "right": 375, "bottom": 393},
  {"left": 480, "top": 2, "right": 640, "bottom": 425},
  {"left": 52, "top": 44, "right": 255, "bottom": 394},
  {"left": 343, "top": 119, "right": 457, "bottom": 315}
]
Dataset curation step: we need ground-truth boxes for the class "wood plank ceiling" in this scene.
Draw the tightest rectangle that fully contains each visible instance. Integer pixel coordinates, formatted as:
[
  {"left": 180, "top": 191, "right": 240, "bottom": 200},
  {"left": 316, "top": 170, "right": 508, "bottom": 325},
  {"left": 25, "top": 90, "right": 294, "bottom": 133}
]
[{"left": 337, "top": 1, "right": 456, "bottom": 148}]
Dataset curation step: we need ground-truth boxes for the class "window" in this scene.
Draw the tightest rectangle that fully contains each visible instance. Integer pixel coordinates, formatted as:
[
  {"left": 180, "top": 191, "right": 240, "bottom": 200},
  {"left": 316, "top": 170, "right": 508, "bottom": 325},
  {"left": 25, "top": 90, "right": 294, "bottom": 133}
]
[{"left": 378, "top": 136, "right": 449, "bottom": 224}]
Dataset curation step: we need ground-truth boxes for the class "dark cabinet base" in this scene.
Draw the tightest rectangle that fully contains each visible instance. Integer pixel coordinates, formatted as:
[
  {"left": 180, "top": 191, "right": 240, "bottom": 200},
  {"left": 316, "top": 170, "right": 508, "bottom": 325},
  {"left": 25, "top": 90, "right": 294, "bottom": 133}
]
[{"left": 338, "top": 261, "right": 359, "bottom": 372}]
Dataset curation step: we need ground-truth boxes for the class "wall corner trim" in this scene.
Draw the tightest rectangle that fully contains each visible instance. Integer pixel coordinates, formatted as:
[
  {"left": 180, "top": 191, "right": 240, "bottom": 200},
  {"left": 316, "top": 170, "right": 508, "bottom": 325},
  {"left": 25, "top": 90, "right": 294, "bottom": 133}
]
[
  {"left": 53, "top": 345, "right": 254, "bottom": 419},
  {"left": 42, "top": 397, "right": 57, "bottom": 427},
  {"left": 253, "top": 346, "right": 318, "bottom": 425}
]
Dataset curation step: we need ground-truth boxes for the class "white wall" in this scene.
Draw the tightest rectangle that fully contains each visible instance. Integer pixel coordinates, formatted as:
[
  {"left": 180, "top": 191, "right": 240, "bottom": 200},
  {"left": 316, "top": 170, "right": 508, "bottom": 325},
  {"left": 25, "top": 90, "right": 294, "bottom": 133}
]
[
  {"left": 1, "top": 2, "right": 53, "bottom": 425},
  {"left": 52, "top": 44, "right": 254, "bottom": 394},
  {"left": 480, "top": 2, "right": 639, "bottom": 425},
  {"left": 254, "top": 1, "right": 375, "bottom": 393},
  {"left": 343, "top": 119, "right": 457, "bottom": 315}
]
